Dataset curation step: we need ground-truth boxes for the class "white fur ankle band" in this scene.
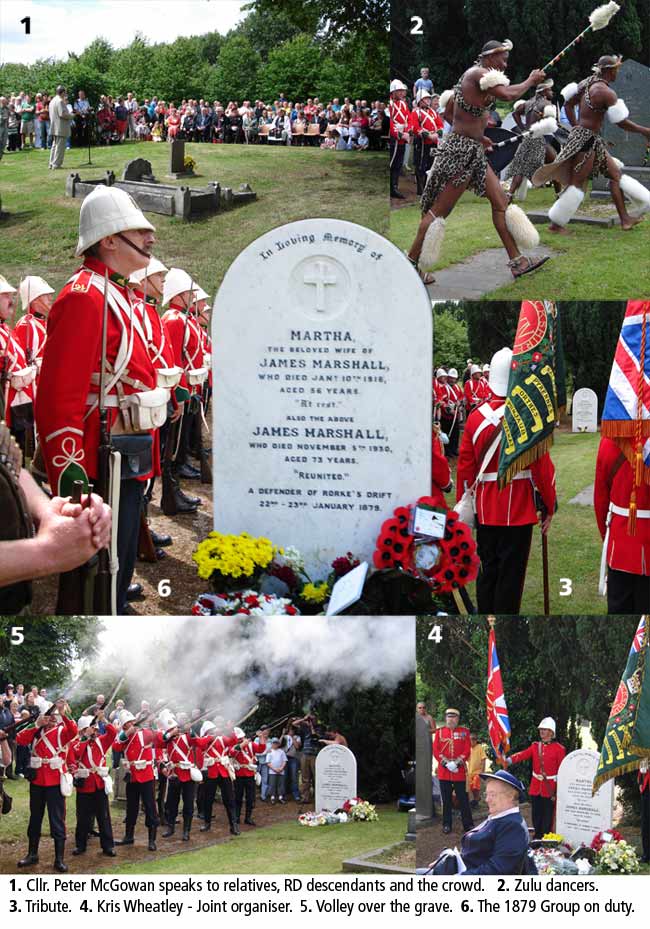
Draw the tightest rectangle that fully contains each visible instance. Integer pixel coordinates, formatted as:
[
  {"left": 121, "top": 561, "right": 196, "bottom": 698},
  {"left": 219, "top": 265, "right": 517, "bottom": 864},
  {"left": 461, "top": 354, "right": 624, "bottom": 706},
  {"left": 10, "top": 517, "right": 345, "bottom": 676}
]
[{"left": 548, "top": 185, "right": 584, "bottom": 227}]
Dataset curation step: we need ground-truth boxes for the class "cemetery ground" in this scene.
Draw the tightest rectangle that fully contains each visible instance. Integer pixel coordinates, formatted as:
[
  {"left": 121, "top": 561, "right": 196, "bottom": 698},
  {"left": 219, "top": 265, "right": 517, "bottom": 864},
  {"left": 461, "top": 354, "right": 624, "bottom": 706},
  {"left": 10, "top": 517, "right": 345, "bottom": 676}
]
[
  {"left": 389, "top": 182, "right": 650, "bottom": 301},
  {"left": 415, "top": 795, "right": 649, "bottom": 874},
  {"left": 446, "top": 427, "right": 603, "bottom": 615},
  {"left": 0, "top": 141, "right": 387, "bottom": 301},
  {"left": 0, "top": 777, "right": 411, "bottom": 874}
]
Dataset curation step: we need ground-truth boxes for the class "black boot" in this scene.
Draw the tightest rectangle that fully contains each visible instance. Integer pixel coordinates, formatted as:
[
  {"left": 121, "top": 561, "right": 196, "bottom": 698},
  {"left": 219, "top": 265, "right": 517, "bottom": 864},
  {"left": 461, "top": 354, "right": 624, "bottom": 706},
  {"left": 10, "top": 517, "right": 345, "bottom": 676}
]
[
  {"left": 162, "top": 823, "right": 175, "bottom": 838},
  {"left": 230, "top": 820, "right": 240, "bottom": 836},
  {"left": 182, "top": 816, "right": 192, "bottom": 841},
  {"left": 54, "top": 838, "right": 68, "bottom": 873},
  {"left": 161, "top": 464, "right": 199, "bottom": 516},
  {"left": 17, "top": 838, "right": 39, "bottom": 867},
  {"left": 244, "top": 816, "right": 256, "bottom": 826},
  {"left": 148, "top": 827, "right": 157, "bottom": 851},
  {"left": 115, "top": 825, "right": 135, "bottom": 846},
  {"left": 72, "top": 846, "right": 86, "bottom": 856},
  {"left": 200, "top": 818, "right": 211, "bottom": 832}
]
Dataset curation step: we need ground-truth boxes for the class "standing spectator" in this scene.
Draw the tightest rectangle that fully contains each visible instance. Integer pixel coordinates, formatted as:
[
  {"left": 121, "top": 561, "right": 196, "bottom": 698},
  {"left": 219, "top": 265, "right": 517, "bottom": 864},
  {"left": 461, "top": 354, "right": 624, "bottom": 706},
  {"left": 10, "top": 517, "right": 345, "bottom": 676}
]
[
  {"left": 0, "top": 97, "right": 9, "bottom": 159},
  {"left": 73, "top": 90, "right": 91, "bottom": 147},
  {"left": 294, "top": 712, "right": 324, "bottom": 803},
  {"left": 48, "top": 86, "right": 73, "bottom": 169},
  {"left": 267, "top": 738, "right": 287, "bottom": 804},
  {"left": 20, "top": 93, "right": 36, "bottom": 149},
  {"left": 114, "top": 97, "right": 128, "bottom": 141},
  {"left": 256, "top": 739, "right": 270, "bottom": 801},
  {"left": 125, "top": 92, "right": 138, "bottom": 139},
  {"left": 466, "top": 732, "right": 487, "bottom": 807},
  {"left": 283, "top": 725, "right": 301, "bottom": 801},
  {"left": 413, "top": 66, "right": 434, "bottom": 99},
  {"left": 36, "top": 93, "right": 51, "bottom": 150}
]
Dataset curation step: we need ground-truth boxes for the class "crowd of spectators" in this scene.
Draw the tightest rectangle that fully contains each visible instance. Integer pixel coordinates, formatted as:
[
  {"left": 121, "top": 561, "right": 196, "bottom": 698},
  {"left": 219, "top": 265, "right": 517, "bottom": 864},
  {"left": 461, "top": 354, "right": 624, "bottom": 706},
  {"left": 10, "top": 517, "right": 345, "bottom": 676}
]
[
  {"left": 0, "top": 683, "right": 49, "bottom": 778},
  {"left": 0, "top": 89, "right": 389, "bottom": 155}
]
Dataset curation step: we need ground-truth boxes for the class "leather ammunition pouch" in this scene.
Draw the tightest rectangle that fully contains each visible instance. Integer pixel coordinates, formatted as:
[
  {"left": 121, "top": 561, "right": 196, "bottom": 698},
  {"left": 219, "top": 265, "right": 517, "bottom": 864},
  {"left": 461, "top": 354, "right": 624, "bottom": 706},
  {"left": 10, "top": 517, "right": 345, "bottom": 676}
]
[{"left": 112, "top": 434, "right": 153, "bottom": 481}]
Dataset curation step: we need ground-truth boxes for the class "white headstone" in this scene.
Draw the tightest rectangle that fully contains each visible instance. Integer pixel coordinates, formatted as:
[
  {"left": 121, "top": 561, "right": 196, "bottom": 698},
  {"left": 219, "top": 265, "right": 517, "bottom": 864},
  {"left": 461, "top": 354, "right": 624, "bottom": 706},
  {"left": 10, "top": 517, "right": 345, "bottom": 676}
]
[
  {"left": 556, "top": 749, "right": 614, "bottom": 847},
  {"left": 571, "top": 388, "right": 598, "bottom": 433},
  {"left": 212, "top": 218, "right": 432, "bottom": 577},
  {"left": 315, "top": 743, "right": 357, "bottom": 813}
]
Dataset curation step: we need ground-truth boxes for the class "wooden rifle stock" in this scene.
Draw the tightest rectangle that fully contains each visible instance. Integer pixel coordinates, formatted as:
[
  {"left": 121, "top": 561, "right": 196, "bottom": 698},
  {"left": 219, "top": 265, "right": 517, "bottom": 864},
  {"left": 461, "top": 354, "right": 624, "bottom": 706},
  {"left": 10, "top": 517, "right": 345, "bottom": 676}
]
[{"left": 55, "top": 480, "right": 95, "bottom": 614}]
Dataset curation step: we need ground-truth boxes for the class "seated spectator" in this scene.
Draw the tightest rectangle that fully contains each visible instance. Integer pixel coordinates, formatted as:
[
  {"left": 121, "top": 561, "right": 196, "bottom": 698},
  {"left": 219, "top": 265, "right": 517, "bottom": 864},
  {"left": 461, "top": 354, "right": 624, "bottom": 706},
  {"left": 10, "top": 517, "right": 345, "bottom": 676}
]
[{"left": 166, "top": 106, "right": 181, "bottom": 139}]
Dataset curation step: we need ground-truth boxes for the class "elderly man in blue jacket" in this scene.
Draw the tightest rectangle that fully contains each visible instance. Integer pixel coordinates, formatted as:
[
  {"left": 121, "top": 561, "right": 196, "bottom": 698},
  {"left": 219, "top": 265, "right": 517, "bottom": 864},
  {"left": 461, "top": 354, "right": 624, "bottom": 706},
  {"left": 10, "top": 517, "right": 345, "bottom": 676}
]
[{"left": 422, "top": 770, "right": 536, "bottom": 876}]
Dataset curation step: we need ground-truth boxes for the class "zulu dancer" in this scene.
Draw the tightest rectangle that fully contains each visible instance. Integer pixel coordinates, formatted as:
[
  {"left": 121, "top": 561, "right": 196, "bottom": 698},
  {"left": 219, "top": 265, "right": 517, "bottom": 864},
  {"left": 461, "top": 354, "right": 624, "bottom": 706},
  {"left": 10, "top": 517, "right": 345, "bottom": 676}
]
[
  {"left": 114, "top": 710, "right": 163, "bottom": 851},
  {"left": 35, "top": 186, "right": 162, "bottom": 614},
  {"left": 161, "top": 712, "right": 201, "bottom": 841},
  {"left": 534, "top": 56, "right": 650, "bottom": 232},
  {"left": 407, "top": 40, "right": 549, "bottom": 282},
  {"left": 231, "top": 727, "right": 267, "bottom": 826},
  {"left": 389, "top": 79, "right": 411, "bottom": 199},
  {"left": 194, "top": 720, "right": 240, "bottom": 835},
  {"left": 68, "top": 709, "right": 117, "bottom": 857},
  {"left": 409, "top": 90, "right": 443, "bottom": 196},
  {"left": 15, "top": 699, "right": 77, "bottom": 872},
  {"left": 506, "top": 80, "right": 560, "bottom": 200}
]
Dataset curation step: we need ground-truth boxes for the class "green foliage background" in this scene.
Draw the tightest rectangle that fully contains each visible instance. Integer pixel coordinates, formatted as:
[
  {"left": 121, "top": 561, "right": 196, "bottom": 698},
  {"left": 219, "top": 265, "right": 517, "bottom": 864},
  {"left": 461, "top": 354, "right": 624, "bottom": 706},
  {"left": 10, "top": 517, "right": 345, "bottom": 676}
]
[{"left": 0, "top": 2, "right": 389, "bottom": 103}]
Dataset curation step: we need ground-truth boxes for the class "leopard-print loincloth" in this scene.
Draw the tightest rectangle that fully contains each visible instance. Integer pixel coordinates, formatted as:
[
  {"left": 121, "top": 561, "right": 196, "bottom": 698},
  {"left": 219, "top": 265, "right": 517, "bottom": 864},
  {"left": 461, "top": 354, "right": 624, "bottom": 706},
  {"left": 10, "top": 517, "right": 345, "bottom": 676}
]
[
  {"left": 421, "top": 132, "right": 488, "bottom": 214},
  {"left": 533, "top": 125, "right": 609, "bottom": 188},
  {"left": 505, "top": 135, "right": 547, "bottom": 181}
]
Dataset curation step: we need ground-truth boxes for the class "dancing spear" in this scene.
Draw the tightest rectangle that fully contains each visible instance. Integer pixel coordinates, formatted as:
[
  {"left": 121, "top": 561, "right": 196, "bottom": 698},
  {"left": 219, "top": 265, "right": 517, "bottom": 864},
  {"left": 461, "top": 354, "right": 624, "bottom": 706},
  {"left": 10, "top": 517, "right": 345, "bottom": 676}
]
[{"left": 542, "top": 2, "right": 621, "bottom": 72}]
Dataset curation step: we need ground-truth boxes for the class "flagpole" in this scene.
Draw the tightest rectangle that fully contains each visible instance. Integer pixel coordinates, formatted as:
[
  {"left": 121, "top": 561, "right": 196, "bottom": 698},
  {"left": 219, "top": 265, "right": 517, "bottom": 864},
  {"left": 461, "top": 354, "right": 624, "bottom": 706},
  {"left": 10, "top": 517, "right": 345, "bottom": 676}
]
[{"left": 448, "top": 671, "right": 482, "bottom": 705}]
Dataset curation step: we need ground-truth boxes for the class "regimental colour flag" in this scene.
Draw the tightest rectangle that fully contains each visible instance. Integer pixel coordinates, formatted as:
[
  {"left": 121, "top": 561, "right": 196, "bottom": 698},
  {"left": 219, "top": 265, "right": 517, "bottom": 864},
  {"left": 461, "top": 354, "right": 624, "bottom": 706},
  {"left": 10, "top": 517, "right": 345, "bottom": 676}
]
[
  {"left": 498, "top": 300, "right": 564, "bottom": 488},
  {"left": 593, "top": 615, "right": 650, "bottom": 794},
  {"left": 487, "top": 627, "right": 511, "bottom": 762},
  {"left": 602, "top": 301, "right": 650, "bottom": 532}
]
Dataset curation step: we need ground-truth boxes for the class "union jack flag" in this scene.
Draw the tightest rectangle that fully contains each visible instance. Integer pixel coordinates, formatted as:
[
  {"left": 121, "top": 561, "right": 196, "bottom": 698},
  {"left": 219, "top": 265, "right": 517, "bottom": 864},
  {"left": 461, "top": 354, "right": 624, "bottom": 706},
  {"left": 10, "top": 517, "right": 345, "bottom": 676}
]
[
  {"left": 630, "top": 615, "right": 647, "bottom": 656},
  {"left": 487, "top": 628, "right": 511, "bottom": 761},
  {"left": 602, "top": 301, "right": 650, "bottom": 471}
]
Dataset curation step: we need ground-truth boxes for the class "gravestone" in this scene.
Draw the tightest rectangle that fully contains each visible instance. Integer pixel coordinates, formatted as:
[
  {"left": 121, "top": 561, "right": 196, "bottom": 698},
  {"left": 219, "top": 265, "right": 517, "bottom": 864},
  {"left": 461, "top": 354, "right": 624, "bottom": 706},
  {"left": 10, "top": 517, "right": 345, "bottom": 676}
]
[
  {"left": 168, "top": 139, "right": 187, "bottom": 178},
  {"left": 122, "top": 158, "right": 155, "bottom": 182},
  {"left": 572, "top": 387, "right": 598, "bottom": 433},
  {"left": 315, "top": 744, "right": 357, "bottom": 812},
  {"left": 603, "top": 60, "right": 650, "bottom": 166},
  {"left": 556, "top": 749, "right": 614, "bottom": 848},
  {"left": 212, "top": 218, "right": 432, "bottom": 578},
  {"left": 416, "top": 713, "right": 434, "bottom": 826}
]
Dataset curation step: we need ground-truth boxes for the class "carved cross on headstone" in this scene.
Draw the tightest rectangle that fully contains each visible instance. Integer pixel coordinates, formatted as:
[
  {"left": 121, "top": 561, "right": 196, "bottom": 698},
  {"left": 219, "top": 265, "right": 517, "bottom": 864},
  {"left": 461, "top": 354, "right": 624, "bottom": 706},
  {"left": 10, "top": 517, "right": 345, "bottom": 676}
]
[{"left": 303, "top": 260, "right": 337, "bottom": 312}]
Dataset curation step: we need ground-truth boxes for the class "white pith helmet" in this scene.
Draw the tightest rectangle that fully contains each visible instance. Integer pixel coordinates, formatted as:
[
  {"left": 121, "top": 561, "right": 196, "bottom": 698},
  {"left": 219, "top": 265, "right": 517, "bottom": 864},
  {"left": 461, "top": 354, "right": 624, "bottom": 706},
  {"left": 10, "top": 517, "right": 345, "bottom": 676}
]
[
  {"left": 19, "top": 276, "right": 55, "bottom": 310},
  {"left": 158, "top": 708, "right": 178, "bottom": 731},
  {"left": 118, "top": 710, "right": 135, "bottom": 726},
  {"left": 390, "top": 79, "right": 408, "bottom": 93},
  {"left": 448, "top": 368, "right": 458, "bottom": 378},
  {"left": 483, "top": 364, "right": 490, "bottom": 373},
  {"left": 233, "top": 727, "right": 245, "bottom": 739},
  {"left": 436, "top": 367, "right": 447, "bottom": 378},
  {"left": 162, "top": 268, "right": 200, "bottom": 306},
  {"left": 77, "top": 715, "right": 95, "bottom": 730},
  {"left": 129, "top": 256, "right": 169, "bottom": 286},
  {"left": 488, "top": 347, "right": 513, "bottom": 397},
  {"left": 470, "top": 364, "right": 482, "bottom": 376},
  {"left": 75, "top": 185, "right": 155, "bottom": 257},
  {"left": 538, "top": 717, "right": 556, "bottom": 734},
  {"left": 416, "top": 88, "right": 433, "bottom": 104},
  {"left": 200, "top": 721, "right": 217, "bottom": 736},
  {"left": 0, "top": 275, "right": 17, "bottom": 295}
]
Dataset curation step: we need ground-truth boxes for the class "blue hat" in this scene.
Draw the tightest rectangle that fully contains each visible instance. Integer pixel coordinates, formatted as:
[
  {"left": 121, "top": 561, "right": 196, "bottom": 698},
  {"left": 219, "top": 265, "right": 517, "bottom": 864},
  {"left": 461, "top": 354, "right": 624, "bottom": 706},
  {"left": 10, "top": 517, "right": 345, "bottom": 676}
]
[{"left": 480, "top": 770, "right": 525, "bottom": 798}]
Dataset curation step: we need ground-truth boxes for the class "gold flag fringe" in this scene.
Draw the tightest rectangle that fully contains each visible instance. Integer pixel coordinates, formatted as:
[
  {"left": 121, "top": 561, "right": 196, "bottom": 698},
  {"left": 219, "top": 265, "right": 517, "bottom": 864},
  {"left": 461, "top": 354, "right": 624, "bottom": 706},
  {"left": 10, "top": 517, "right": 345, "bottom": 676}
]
[
  {"left": 498, "top": 434, "right": 554, "bottom": 489},
  {"left": 592, "top": 757, "right": 647, "bottom": 795}
]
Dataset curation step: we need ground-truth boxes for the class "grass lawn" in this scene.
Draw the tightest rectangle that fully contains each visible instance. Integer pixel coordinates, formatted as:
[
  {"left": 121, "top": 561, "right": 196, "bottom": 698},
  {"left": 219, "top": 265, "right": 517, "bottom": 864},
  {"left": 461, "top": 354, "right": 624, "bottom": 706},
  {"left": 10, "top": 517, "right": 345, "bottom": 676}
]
[
  {"left": 0, "top": 142, "right": 386, "bottom": 303},
  {"left": 446, "top": 428, "right": 604, "bottom": 614},
  {"left": 389, "top": 186, "right": 650, "bottom": 300},
  {"left": 108, "top": 807, "right": 407, "bottom": 875}
]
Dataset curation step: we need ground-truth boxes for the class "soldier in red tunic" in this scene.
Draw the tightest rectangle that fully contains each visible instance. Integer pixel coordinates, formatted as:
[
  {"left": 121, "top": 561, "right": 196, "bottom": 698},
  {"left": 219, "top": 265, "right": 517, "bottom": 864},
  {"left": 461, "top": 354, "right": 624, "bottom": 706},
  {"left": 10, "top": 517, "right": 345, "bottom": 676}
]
[
  {"left": 231, "top": 727, "right": 268, "bottom": 826},
  {"left": 0, "top": 275, "right": 37, "bottom": 455},
  {"left": 14, "top": 276, "right": 54, "bottom": 387},
  {"left": 457, "top": 348, "right": 556, "bottom": 613},
  {"left": 68, "top": 709, "right": 117, "bottom": 857},
  {"left": 409, "top": 89, "right": 444, "bottom": 195},
  {"left": 35, "top": 185, "right": 163, "bottom": 614},
  {"left": 114, "top": 710, "right": 164, "bottom": 850},
  {"left": 16, "top": 699, "right": 77, "bottom": 872},
  {"left": 463, "top": 365, "right": 490, "bottom": 416},
  {"left": 194, "top": 720, "right": 240, "bottom": 834},
  {"left": 160, "top": 711, "right": 202, "bottom": 842},
  {"left": 506, "top": 717, "right": 566, "bottom": 839},
  {"left": 432, "top": 708, "right": 474, "bottom": 834},
  {"left": 389, "top": 79, "right": 411, "bottom": 200}
]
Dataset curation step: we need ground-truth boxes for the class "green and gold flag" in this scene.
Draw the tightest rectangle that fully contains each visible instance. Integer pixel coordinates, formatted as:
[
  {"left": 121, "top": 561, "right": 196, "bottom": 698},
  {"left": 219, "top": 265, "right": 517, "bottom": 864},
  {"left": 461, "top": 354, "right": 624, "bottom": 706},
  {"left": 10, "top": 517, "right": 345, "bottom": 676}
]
[
  {"left": 498, "top": 300, "right": 563, "bottom": 487},
  {"left": 593, "top": 615, "right": 650, "bottom": 794}
]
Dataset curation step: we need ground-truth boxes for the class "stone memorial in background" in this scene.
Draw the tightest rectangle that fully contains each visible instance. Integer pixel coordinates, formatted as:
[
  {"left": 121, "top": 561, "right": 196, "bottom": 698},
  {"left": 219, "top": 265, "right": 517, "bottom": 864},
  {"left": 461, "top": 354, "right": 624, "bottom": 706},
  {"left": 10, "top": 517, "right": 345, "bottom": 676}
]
[
  {"left": 416, "top": 712, "right": 434, "bottom": 826},
  {"left": 593, "top": 59, "right": 650, "bottom": 196},
  {"left": 572, "top": 387, "right": 598, "bottom": 433},
  {"left": 212, "top": 218, "right": 432, "bottom": 577},
  {"left": 556, "top": 749, "right": 614, "bottom": 848},
  {"left": 315, "top": 744, "right": 357, "bottom": 813},
  {"left": 122, "top": 158, "right": 156, "bottom": 182},
  {"left": 168, "top": 139, "right": 190, "bottom": 179}
]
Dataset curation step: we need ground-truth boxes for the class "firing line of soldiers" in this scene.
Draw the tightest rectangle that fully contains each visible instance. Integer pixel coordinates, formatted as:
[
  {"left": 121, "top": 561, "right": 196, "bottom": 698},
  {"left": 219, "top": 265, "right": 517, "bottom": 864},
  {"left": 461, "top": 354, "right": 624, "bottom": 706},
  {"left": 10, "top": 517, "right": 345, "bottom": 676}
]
[{"left": 0, "top": 185, "right": 214, "bottom": 614}]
